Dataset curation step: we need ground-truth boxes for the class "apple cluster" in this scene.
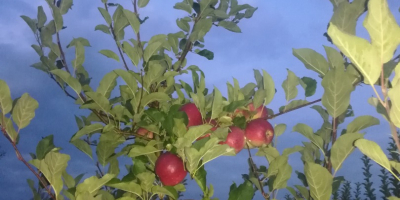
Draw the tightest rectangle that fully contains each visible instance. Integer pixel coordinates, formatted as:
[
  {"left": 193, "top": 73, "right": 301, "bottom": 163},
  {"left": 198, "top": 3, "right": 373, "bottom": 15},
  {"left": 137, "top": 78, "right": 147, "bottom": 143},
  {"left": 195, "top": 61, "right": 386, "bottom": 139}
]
[{"left": 151, "top": 102, "right": 275, "bottom": 186}]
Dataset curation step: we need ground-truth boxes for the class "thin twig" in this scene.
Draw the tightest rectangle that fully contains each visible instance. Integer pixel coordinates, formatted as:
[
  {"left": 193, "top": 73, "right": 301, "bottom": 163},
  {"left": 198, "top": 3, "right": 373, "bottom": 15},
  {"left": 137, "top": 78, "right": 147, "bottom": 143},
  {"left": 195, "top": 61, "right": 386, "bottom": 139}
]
[
  {"left": 268, "top": 99, "right": 322, "bottom": 119},
  {"left": 104, "top": 3, "right": 130, "bottom": 71},
  {"left": 1, "top": 127, "right": 55, "bottom": 199},
  {"left": 56, "top": 32, "right": 71, "bottom": 74},
  {"left": 327, "top": 117, "right": 338, "bottom": 174},
  {"left": 246, "top": 144, "right": 269, "bottom": 199}
]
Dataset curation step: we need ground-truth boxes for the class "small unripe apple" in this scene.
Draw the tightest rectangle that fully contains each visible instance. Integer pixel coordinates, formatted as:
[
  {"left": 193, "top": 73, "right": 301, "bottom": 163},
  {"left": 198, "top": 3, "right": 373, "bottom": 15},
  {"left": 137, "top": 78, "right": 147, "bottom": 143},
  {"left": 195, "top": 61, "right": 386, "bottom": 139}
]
[
  {"left": 197, "top": 118, "right": 218, "bottom": 140},
  {"left": 155, "top": 152, "right": 187, "bottom": 186},
  {"left": 137, "top": 127, "right": 154, "bottom": 139},
  {"left": 219, "top": 126, "right": 245, "bottom": 153},
  {"left": 245, "top": 118, "right": 274, "bottom": 147},
  {"left": 248, "top": 103, "right": 268, "bottom": 120},
  {"left": 179, "top": 103, "right": 203, "bottom": 127}
]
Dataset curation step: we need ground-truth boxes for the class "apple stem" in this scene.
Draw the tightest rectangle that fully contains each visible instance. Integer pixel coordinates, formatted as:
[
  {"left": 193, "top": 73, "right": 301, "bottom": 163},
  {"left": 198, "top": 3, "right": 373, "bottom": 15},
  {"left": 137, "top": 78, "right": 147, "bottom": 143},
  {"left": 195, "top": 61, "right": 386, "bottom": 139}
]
[
  {"left": 268, "top": 99, "right": 322, "bottom": 119},
  {"left": 246, "top": 144, "right": 269, "bottom": 199}
]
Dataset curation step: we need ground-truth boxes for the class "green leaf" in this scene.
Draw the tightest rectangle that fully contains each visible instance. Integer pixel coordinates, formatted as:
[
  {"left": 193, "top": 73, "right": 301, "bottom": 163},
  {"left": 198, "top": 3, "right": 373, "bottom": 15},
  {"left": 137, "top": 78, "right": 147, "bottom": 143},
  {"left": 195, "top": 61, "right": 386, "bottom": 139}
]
[
  {"left": 21, "top": 15, "right": 37, "bottom": 33},
  {"left": 36, "top": 135, "right": 56, "bottom": 160},
  {"left": 30, "top": 152, "right": 70, "bottom": 199},
  {"left": 197, "top": 49, "right": 214, "bottom": 60},
  {"left": 51, "top": 69, "right": 82, "bottom": 97},
  {"left": 70, "top": 124, "right": 103, "bottom": 141},
  {"left": 273, "top": 161, "right": 292, "bottom": 190},
  {"left": 2, "top": 117, "right": 18, "bottom": 142},
  {"left": 52, "top": 5, "right": 64, "bottom": 32},
  {"left": 95, "top": 24, "right": 111, "bottom": 34},
  {"left": 211, "top": 87, "right": 223, "bottom": 119},
  {"left": 346, "top": 115, "right": 380, "bottom": 133},
  {"left": 262, "top": 70, "right": 275, "bottom": 105},
  {"left": 72, "top": 42, "right": 85, "bottom": 70},
  {"left": 112, "top": 6, "right": 128, "bottom": 38},
  {"left": 329, "top": 0, "right": 367, "bottom": 35},
  {"left": 137, "top": 172, "right": 156, "bottom": 192},
  {"left": 138, "top": 0, "right": 150, "bottom": 8},
  {"left": 176, "top": 18, "right": 190, "bottom": 32},
  {"left": 327, "top": 23, "right": 381, "bottom": 85},
  {"left": 37, "top": 6, "right": 47, "bottom": 28},
  {"left": 0, "top": 80, "right": 12, "bottom": 115},
  {"left": 311, "top": 105, "right": 329, "bottom": 122},
  {"left": 363, "top": 0, "right": 400, "bottom": 64},
  {"left": 59, "top": 0, "right": 73, "bottom": 15},
  {"left": 83, "top": 92, "right": 112, "bottom": 113},
  {"left": 128, "top": 145, "right": 161, "bottom": 157},
  {"left": 331, "top": 133, "right": 363, "bottom": 173},
  {"left": 71, "top": 139, "right": 93, "bottom": 159},
  {"left": 304, "top": 162, "right": 332, "bottom": 200},
  {"left": 174, "top": 2, "right": 192, "bottom": 14},
  {"left": 76, "top": 174, "right": 116, "bottom": 196},
  {"left": 97, "top": 71, "right": 118, "bottom": 99},
  {"left": 113, "top": 69, "right": 138, "bottom": 99},
  {"left": 189, "top": 18, "right": 212, "bottom": 42},
  {"left": 292, "top": 48, "right": 329, "bottom": 76},
  {"left": 255, "top": 146, "right": 280, "bottom": 163},
  {"left": 389, "top": 82, "right": 400, "bottom": 128},
  {"left": 12, "top": 93, "right": 39, "bottom": 130},
  {"left": 99, "top": 50, "right": 120, "bottom": 63},
  {"left": 274, "top": 124, "right": 286, "bottom": 137},
  {"left": 355, "top": 139, "right": 392, "bottom": 171},
  {"left": 321, "top": 67, "right": 353, "bottom": 118},
  {"left": 193, "top": 165, "right": 207, "bottom": 192},
  {"left": 202, "top": 144, "right": 235, "bottom": 166},
  {"left": 323, "top": 45, "right": 344, "bottom": 69},
  {"left": 123, "top": 9, "right": 140, "bottom": 34},
  {"left": 228, "top": 180, "right": 255, "bottom": 200},
  {"left": 218, "top": 21, "right": 241, "bottom": 33},
  {"left": 140, "top": 92, "right": 171, "bottom": 108},
  {"left": 122, "top": 41, "right": 141, "bottom": 67},
  {"left": 300, "top": 77, "right": 317, "bottom": 97},
  {"left": 106, "top": 178, "right": 142, "bottom": 196},
  {"left": 98, "top": 7, "right": 112, "bottom": 25},
  {"left": 281, "top": 69, "right": 299, "bottom": 102},
  {"left": 214, "top": 10, "right": 229, "bottom": 19},
  {"left": 152, "top": 186, "right": 178, "bottom": 200},
  {"left": 143, "top": 41, "right": 163, "bottom": 62},
  {"left": 67, "top": 37, "right": 91, "bottom": 48}
]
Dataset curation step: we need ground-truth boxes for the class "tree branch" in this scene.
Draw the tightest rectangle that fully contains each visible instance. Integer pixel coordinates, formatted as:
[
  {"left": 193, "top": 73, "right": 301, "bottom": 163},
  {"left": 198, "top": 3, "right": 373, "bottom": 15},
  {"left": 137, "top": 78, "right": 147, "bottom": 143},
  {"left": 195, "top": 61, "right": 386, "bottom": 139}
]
[
  {"left": 246, "top": 144, "right": 269, "bottom": 199},
  {"left": 268, "top": 99, "right": 322, "bottom": 119},
  {"left": 104, "top": 3, "right": 130, "bottom": 71},
  {"left": 1, "top": 126, "right": 55, "bottom": 200}
]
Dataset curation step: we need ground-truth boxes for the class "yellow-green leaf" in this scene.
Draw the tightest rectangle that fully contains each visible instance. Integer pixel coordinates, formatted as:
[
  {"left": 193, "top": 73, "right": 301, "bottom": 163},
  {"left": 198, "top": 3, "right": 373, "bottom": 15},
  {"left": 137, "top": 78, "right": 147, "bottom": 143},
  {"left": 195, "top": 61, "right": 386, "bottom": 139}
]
[
  {"left": 355, "top": 139, "right": 391, "bottom": 171},
  {"left": 327, "top": 23, "right": 381, "bottom": 85},
  {"left": 0, "top": 79, "right": 12, "bottom": 115},
  {"left": 331, "top": 133, "right": 363, "bottom": 173},
  {"left": 305, "top": 162, "right": 332, "bottom": 200},
  {"left": 363, "top": 0, "right": 400, "bottom": 64},
  {"left": 12, "top": 93, "right": 39, "bottom": 130}
]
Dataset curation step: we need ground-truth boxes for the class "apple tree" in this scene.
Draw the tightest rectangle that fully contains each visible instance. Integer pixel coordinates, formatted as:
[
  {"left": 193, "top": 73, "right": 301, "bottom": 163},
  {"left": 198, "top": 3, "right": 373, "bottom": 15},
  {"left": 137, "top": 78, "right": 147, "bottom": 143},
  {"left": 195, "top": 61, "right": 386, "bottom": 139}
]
[{"left": 1, "top": 0, "right": 400, "bottom": 199}]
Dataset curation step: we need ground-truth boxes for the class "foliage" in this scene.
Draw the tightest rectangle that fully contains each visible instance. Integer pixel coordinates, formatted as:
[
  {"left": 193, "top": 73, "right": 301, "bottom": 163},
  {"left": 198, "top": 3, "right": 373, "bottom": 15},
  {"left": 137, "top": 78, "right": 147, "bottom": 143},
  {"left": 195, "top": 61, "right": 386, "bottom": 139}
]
[{"left": 1, "top": 0, "right": 400, "bottom": 199}]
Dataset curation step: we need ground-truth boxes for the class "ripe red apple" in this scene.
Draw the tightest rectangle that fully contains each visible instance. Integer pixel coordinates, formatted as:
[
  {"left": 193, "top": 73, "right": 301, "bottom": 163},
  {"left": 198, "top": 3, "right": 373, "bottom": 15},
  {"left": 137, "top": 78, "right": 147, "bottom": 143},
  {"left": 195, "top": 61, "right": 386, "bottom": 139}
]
[
  {"left": 137, "top": 127, "right": 154, "bottom": 139},
  {"left": 219, "top": 126, "right": 246, "bottom": 153},
  {"left": 179, "top": 103, "right": 203, "bottom": 127},
  {"left": 155, "top": 152, "right": 187, "bottom": 186},
  {"left": 245, "top": 118, "right": 274, "bottom": 147},
  {"left": 197, "top": 118, "right": 218, "bottom": 140},
  {"left": 248, "top": 103, "right": 268, "bottom": 120}
]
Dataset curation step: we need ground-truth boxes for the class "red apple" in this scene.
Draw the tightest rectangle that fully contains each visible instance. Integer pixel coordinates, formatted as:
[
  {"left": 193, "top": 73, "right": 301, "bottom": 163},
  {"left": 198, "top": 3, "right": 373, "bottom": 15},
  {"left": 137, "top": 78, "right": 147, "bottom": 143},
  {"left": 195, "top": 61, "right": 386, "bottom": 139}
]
[
  {"left": 179, "top": 103, "right": 203, "bottom": 127},
  {"left": 197, "top": 118, "right": 218, "bottom": 140},
  {"left": 219, "top": 126, "right": 246, "bottom": 153},
  {"left": 248, "top": 103, "right": 268, "bottom": 120},
  {"left": 155, "top": 152, "right": 187, "bottom": 186},
  {"left": 137, "top": 127, "right": 154, "bottom": 139},
  {"left": 245, "top": 118, "right": 274, "bottom": 147}
]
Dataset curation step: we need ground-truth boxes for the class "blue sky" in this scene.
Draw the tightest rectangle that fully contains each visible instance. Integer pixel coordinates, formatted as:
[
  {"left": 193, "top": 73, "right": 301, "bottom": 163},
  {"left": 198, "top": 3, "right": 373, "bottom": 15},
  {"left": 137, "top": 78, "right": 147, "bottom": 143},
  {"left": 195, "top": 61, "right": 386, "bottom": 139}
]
[{"left": 1, "top": 0, "right": 400, "bottom": 199}]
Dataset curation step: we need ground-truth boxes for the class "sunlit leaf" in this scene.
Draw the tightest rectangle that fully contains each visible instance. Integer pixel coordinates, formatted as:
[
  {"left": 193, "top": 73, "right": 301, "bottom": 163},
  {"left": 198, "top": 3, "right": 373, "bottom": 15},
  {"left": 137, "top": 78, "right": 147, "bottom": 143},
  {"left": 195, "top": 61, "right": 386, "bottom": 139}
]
[
  {"left": 305, "top": 162, "right": 332, "bottom": 200},
  {"left": 12, "top": 93, "right": 39, "bottom": 130}
]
